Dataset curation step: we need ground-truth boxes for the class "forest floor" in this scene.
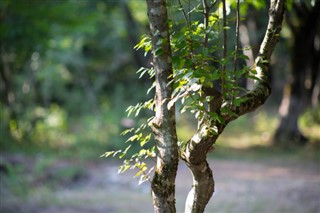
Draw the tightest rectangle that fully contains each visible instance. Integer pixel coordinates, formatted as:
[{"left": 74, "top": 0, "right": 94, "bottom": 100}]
[{"left": 1, "top": 149, "right": 319, "bottom": 213}]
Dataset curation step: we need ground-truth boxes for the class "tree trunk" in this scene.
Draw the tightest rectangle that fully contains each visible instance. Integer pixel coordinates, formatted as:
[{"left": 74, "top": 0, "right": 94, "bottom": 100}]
[
  {"left": 183, "top": 0, "right": 285, "bottom": 212},
  {"left": 145, "top": 0, "right": 284, "bottom": 212},
  {"left": 0, "top": 47, "right": 13, "bottom": 107},
  {"left": 182, "top": 124, "right": 221, "bottom": 213},
  {"left": 146, "top": 0, "right": 179, "bottom": 212},
  {"left": 274, "top": 1, "right": 320, "bottom": 145},
  {"left": 184, "top": 160, "right": 214, "bottom": 213}
]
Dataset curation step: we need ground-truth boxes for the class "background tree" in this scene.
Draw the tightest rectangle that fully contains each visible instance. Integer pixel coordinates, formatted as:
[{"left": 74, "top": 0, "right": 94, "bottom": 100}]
[
  {"left": 0, "top": 0, "right": 151, "bottom": 152},
  {"left": 274, "top": 0, "right": 320, "bottom": 145},
  {"left": 104, "top": 0, "right": 285, "bottom": 212}
]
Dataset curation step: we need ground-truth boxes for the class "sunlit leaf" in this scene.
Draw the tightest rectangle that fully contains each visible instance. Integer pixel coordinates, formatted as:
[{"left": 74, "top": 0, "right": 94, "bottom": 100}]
[
  {"left": 120, "top": 145, "right": 132, "bottom": 159},
  {"left": 100, "top": 151, "right": 114, "bottom": 158},
  {"left": 118, "top": 164, "right": 131, "bottom": 174},
  {"left": 120, "top": 128, "right": 134, "bottom": 136}
]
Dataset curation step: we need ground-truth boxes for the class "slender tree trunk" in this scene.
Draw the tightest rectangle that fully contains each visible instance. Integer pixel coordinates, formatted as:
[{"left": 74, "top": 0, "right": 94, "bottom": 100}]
[
  {"left": 184, "top": 160, "right": 214, "bottom": 213},
  {"left": 146, "top": 0, "right": 179, "bottom": 212},
  {"left": 0, "top": 47, "right": 12, "bottom": 107}
]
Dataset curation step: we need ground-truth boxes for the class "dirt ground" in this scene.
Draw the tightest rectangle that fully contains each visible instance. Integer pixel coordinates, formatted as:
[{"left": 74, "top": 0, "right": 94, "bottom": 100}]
[{"left": 1, "top": 154, "right": 319, "bottom": 213}]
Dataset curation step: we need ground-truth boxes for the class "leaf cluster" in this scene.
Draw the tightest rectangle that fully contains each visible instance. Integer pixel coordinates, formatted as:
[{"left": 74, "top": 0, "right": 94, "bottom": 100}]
[
  {"left": 101, "top": 97, "right": 156, "bottom": 184},
  {"left": 103, "top": 0, "right": 263, "bottom": 182}
]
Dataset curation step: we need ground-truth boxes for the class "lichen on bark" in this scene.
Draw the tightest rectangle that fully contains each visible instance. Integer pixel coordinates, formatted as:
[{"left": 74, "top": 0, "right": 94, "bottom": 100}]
[{"left": 147, "top": 0, "right": 179, "bottom": 212}]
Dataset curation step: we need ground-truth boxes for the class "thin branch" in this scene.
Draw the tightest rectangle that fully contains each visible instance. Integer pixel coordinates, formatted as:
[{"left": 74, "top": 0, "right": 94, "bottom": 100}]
[
  {"left": 178, "top": 0, "right": 189, "bottom": 25},
  {"left": 203, "top": 0, "right": 219, "bottom": 48},
  {"left": 232, "top": 0, "right": 240, "bottom": 99},
  {"left": 222, "top": 0, "right": 285, "bottom": 124},
  {"left": 233, "top": 0, "right": 240, "bottom": 72},
  {"left": 178, "top": 0, "right": 196, "bottom": 70},
  {"left": 202, "top": 0, "right": 210, "bottom": 47},
  {"left": 209, "top": 0, "right": 218, "bottom": 10},
  {"left": 188, "top": 0, "right": 191, "bottom": 26},
  {"left": 221, "top": 0, "right": 227, "bottom": 96}
]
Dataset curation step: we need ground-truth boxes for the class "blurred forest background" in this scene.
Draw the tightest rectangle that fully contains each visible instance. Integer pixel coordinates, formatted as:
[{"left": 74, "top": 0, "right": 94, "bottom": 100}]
[{"left": 0, "top": 0, "right": 319, "bottom": 213}]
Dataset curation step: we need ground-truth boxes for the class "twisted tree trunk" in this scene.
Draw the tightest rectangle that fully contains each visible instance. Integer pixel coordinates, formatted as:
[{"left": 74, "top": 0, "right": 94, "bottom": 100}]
[
  {"left": 182, "top": 0, "right": 285, "bottom": 212},
  {"left": 146, "top": 0, "right": 285, "bottom": 212}
]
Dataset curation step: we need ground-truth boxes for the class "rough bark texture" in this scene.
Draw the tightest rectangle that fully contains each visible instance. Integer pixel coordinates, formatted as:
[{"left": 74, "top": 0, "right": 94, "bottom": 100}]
[
  {"left": 274, "top": 1, "right": 320, "bottom": 145},
  {"left": 146, "top": 0, "right": 179, "bottom": 212},
  {"left": 182, "top": 0, "right": 285, "bottom": 212}
]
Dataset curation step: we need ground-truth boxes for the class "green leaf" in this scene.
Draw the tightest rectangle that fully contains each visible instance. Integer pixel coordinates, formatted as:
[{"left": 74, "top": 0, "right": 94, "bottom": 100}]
[
  {"left": 118, "top": 164, "right": 131, "bottom": 174},
  {"left": 134, "top": 34, "right": 151, "bottom": 51},
  {"left": 147, "top": 82, "right": 156, "bottom": 94},
  {"left": 155, "top": 47, "right": 164, "bottom": 56},
  {"left": 120, "top": 128, "right": 134, "bottom": 136},
  {"left": 113, "top": 150, "right": 122, "bottom": 157},
  {"left": 100, "top": 151, "right": 114, "bottom": 158},
  {"left": 140, "top": 133, "right": 151, "bottom": 147},
  {"left": 137, "top": 67, "right": 149, "bottom": 79},
  {"left": 126, "top": 133, "right": 142, "bottom": 142},
  {"left": 120, "top": 145, "right": 132, "bottom": 159}
]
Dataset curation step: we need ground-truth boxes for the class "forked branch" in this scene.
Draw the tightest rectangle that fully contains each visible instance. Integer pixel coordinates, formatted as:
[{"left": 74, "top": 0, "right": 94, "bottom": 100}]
[{"left": 221, "top": 0, "right": 285, "bottom": 123}]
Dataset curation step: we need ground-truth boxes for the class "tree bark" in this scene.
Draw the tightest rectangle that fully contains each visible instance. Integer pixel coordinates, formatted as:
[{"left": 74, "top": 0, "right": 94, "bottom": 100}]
[
  {"left": 146, "top": 0, "right": 179, "bottom": 212},
  {"left": 183, "top": 0, "right": 285, "bottom": 212},
  {"left": 274, "top": 1, "right": 320, "bottom": 145},
  {"left": 0, "top": 47, "right": 13, "bottom": 107}
]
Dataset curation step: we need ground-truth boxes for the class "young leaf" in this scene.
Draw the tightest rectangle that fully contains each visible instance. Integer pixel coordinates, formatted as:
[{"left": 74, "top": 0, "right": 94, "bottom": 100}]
[
  {"left": 120, "top": 128, "right": 134, "bottom": 136},
  {"left": 100, "top": 151, "right": 114, "bottom": 158}
]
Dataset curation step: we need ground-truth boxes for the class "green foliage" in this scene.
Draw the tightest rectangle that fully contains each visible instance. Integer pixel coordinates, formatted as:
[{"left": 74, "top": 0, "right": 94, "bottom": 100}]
[
  {"left": 1, "top": 0, "right": 151, "bottom": 157},
  {"left": 299, "top": 107, "right": 320, "bottom": 141},
  {"left": 168, "top": 1, "right": 254, "bottom": 123},
  {"left": 101, "top": 96, "right": 156, "bottom": 184},
  {"left": 135, "top": 35, "right": 153, "bottom": 57},
  {"left": 230, "top": 0, "right": 266, "bottom": 14},
  {"left": 103, "top": 0, "right": 262, "bottom": 182}
]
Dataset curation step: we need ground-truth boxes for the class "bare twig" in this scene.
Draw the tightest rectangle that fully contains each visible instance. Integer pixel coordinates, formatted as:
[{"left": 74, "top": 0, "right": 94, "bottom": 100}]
[
  {"left": 178, "top": 0, "right": 189, "bottom": 25},
  {"left": 222, "top": 0, "right": 227, "bottom": 96},
  {"left": 232, "top": 0, "right": 240, "bottom": 99},
  {"left": 202, "top": 0, "right": 210, "bottom": 47}
]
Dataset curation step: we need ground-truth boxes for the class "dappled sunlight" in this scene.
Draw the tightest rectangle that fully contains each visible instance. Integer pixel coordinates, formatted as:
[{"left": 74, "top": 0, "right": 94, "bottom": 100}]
[
  {"left": 300, "top": 108, "right": 320, "bottom": 141},
  {"left": 1, "top": 0, "right": 319, "bottom": 212}
]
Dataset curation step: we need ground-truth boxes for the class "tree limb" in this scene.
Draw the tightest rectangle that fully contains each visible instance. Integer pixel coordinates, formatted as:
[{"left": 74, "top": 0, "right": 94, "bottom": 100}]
[
  {"left": 221, "top": 0, "right": 285, "bottom": 123},
  {"left": 182, "top": 1, "right": 285, "bottom": 212}
]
